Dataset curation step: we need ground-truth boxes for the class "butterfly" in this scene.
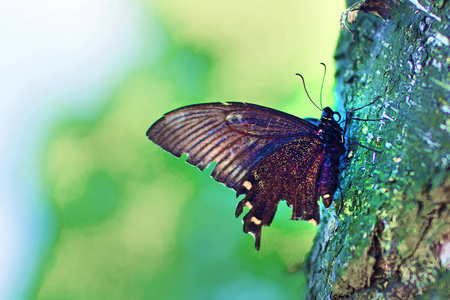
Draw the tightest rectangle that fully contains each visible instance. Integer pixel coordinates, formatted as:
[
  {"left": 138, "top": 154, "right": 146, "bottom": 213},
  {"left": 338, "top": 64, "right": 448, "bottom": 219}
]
[{"left": 146, "top": 100, "right": 346, "bottom": 250}]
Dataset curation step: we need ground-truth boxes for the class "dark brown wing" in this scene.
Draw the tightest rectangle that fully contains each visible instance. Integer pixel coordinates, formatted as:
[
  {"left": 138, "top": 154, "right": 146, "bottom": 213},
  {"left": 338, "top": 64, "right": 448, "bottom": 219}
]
[
  {"left": 234, "top": 135, "right": 325, "bottom": 249},
  {"left": 147, "top": 102, "right": 318, "bottom": 189}
]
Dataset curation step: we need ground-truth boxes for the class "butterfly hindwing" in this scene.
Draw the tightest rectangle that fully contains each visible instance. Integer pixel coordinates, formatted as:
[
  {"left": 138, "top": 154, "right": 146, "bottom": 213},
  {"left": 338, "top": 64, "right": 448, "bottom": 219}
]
[{"left": 235, "top": 135, "right": 326, "bottom": 249}]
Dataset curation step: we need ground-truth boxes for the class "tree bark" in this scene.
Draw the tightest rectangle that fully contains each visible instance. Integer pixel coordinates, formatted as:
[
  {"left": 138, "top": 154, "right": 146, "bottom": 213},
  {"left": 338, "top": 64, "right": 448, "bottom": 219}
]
[{"left": 304, "top": 1, "right": 450, "bottom": 299}]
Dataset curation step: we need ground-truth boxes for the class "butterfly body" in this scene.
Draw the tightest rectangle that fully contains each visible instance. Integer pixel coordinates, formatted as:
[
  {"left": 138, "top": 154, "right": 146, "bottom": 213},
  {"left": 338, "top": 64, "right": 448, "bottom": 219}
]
[{"left": 147, "top": 102, "right": 345, "bottom": 249}]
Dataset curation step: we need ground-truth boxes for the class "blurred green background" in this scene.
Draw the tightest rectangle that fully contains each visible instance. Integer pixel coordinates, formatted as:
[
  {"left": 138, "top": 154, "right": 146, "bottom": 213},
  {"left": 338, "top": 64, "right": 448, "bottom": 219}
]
[{"left": 2, "top": 0, "right": 344, "bottom": 299}]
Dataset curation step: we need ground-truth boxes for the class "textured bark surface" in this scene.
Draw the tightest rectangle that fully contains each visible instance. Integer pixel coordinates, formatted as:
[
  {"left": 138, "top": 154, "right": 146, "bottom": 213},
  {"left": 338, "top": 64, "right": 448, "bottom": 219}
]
[{"left": 304, "top": 0, "right": 450, "bottom": 299}]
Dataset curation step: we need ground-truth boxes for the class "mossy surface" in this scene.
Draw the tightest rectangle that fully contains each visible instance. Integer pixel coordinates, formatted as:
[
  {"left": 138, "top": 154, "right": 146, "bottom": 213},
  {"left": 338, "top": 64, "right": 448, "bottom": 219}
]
[{"left": 305, "top": 1, "right": 450, "bottom": 299}]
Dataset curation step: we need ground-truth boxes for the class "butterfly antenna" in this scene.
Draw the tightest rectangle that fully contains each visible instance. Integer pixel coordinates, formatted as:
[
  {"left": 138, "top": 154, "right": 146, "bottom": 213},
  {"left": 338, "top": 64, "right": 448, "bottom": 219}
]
[
  {"left": 296, "top": 73, "right": 322, "bottom": 111},
  {"left": 319, "top": 63, "right": 327, "bottom": 109}
]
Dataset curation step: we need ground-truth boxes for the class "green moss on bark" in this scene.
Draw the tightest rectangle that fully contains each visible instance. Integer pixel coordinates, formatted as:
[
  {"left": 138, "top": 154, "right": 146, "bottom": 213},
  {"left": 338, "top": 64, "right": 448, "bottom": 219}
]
[{"left": 305, "top": 1, "right": 450, "bottom": 299}]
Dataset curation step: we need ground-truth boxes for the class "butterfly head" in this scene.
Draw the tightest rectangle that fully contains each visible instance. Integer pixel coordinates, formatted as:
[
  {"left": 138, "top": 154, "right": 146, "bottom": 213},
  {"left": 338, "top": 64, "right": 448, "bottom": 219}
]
[
  {"left": 321, "top": 107, "right": 341, "bottom": 122},
  {"left": 319, "top": 107, "right": 345, "bottom": 146}
]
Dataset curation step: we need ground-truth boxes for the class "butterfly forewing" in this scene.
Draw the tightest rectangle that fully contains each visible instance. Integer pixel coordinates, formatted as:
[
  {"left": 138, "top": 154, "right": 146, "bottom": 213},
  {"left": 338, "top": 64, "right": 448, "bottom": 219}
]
[{"left": 147, "top": 102, "right": 317, "bottom": 189}]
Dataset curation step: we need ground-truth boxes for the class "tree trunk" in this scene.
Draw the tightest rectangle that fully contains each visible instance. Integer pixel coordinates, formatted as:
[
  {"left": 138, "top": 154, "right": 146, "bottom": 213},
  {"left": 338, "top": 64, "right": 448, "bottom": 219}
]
[{"left": 304, "top": 1, "right": 450, "bottom": 299}]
